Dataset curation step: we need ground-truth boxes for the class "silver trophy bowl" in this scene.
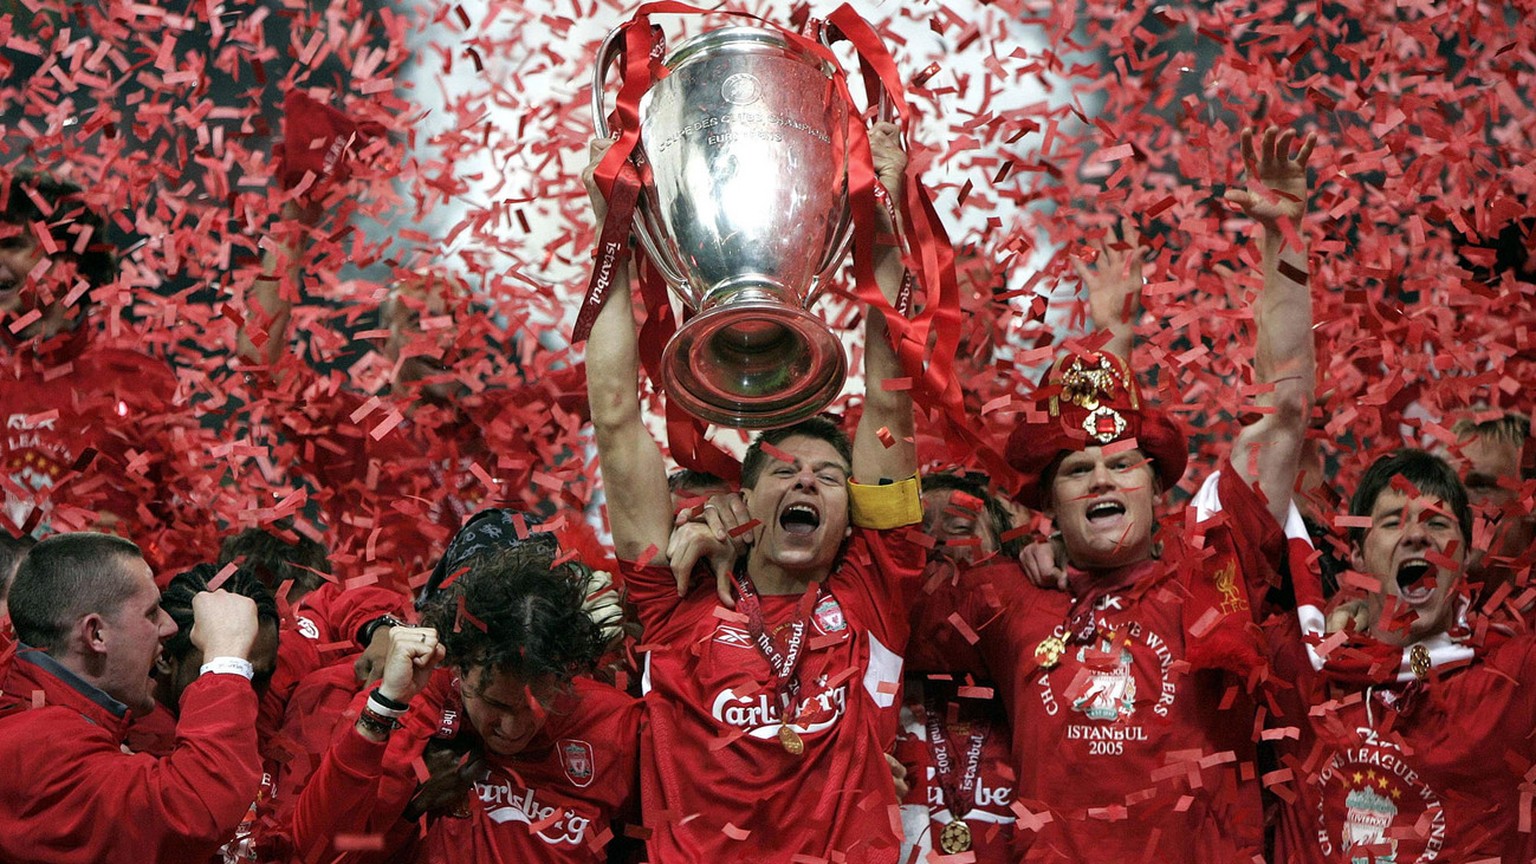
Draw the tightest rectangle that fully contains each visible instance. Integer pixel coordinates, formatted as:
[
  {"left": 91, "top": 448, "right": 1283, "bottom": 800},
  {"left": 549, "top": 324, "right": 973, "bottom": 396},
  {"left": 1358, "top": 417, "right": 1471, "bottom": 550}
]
[{"left": 594, "top": 24, "right": 855, "bottom": 428}]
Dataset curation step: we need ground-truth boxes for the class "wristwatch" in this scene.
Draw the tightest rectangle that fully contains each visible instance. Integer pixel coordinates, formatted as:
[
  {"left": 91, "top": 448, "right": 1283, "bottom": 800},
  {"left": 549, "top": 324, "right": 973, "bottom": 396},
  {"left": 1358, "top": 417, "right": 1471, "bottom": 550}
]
[{"left": 357, "top": 614, "right": 406, "bottom": 648}]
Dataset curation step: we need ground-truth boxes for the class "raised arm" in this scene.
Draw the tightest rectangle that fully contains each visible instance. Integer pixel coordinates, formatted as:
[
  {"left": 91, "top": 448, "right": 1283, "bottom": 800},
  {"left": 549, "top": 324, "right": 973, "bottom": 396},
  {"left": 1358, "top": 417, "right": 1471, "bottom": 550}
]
[
  {"left": 1077, "top": 218, "right": 1146, "bottom": 361},
  {"left": 237, "top": 201, "right": 312, "bottom": 366},
  {"left": 583, "top": 139, "right": 674, "bottom": 564},
  {"left": 852, "top": 122, "right": 918, "bottom": 485},
  {"left": 1224, "top": 126, "right": 1316, "bottom": 525}
]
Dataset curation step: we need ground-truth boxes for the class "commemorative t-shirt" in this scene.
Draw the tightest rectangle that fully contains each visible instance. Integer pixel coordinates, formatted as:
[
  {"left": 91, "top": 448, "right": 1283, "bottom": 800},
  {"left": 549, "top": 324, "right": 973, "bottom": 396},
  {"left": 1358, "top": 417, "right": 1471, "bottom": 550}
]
[
  {"left": 624, "top": 525, "right": 924, "bottom": 863},
  {"left": 957, "top": 464, "right": 1282, "bottom": 863},
  {"left": 1266, "top": 618, "right": 1536, "bottom": 863},
  {"left": 1, "top": 331, "right": 199, "bottom": 563}
]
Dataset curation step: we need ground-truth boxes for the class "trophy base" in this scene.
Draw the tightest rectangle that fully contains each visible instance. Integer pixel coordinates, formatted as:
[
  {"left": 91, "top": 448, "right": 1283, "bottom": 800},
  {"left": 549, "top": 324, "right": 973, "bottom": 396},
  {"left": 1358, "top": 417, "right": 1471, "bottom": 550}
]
[{"left": 662, "top": 301, "right": 847, "bottom": 429}]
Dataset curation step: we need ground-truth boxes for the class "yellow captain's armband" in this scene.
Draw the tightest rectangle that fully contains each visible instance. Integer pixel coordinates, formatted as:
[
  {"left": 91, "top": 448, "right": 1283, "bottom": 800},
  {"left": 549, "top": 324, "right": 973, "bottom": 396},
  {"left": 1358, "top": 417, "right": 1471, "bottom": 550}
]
[{"left": 849, "top": 474, "right": 922, "bottom": 529}]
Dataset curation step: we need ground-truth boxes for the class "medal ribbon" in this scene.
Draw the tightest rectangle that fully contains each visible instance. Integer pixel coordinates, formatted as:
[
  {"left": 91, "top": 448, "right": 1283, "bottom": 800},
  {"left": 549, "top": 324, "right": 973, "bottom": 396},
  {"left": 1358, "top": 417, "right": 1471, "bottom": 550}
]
[
  {"left": 924, "top": 695, "right": 988, "bottom": 820},
  {"left": 731, "top": 571, "right": 831, "bottom": 726}
]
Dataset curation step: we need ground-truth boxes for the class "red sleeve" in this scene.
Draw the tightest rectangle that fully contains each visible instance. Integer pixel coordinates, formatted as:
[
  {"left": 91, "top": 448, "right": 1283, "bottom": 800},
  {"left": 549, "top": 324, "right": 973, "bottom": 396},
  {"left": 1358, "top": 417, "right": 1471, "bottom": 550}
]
[
  {"left": 1211, "top": 459, "right": 1288, "bottom": 615},
  {"left": 135, "top": 674, "right": 265, "bottom": 850},
  {"left": 3, "top": 674, "right": 263, "bottom": 861},
  {"left": 300, "top": 582, "right": 411, "bottom": 650},
  {"left": 289, "top": 717, "right": 394, "bottom": 863},
  {"left": 289, "top": 672, "right": 453, "bottom": 863},
  {"left": 618, "top": 557, "right": 692, "bottom": 644},
  {"left": 268, "top": 662, "right": 364, "bottom": 830},
  {"left": 831, "top": 526, "right": 927, "bottom": 649}
]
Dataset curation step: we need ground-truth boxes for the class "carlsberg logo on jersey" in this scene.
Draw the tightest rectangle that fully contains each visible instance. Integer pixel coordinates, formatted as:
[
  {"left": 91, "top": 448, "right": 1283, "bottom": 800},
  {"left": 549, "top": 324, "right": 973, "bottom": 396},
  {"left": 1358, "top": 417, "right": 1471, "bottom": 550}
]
[
  {"left": 924, "top": 772, "right": 1014, "bottom": 814},
  {"left": 477, "top": 779, "right": 592, "bottom": 845},
  {"left": 711, "top": 675, "right": 849, "bottom": 740}
]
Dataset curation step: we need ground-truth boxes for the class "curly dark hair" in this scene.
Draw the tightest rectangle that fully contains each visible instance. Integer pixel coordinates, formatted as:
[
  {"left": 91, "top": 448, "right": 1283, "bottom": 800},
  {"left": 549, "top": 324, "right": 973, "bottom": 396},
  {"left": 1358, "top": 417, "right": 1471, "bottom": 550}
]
[
  {"left": 420, "top": 542, "right": 605, "bottom": 687},
  {"left": 160, "top": 563, "right": 280, "bottom": 661}
]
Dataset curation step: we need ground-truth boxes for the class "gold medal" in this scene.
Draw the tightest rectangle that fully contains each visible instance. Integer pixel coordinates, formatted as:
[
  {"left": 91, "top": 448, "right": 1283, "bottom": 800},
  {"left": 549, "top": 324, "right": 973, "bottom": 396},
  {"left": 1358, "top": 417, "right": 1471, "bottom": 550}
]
[
  {"left": 1034, "top": 633, "right": 1066, "bottom": 669},
  {"left": 1409, "top": 643, "right": 1431, "bottom": 680},
  {"left": 778, "top": 724, "right": 804, "bottom": 756},
  {"left": 938, "top": 818, "right": 973, "bottom": 854}
]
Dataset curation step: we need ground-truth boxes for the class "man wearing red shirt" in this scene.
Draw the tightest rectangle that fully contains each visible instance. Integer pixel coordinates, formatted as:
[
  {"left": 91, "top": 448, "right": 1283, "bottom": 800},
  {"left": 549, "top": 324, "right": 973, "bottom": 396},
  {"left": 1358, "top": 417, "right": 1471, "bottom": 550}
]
[
  {"left": 1267, "top": 449, "right": 1536, "bottom": 862},
  {"left": 583, "top": 121, "right": 923, "bottom": 863},
  {"left": 0, "top": 173, "right": 212, "bottom": 567},
  {"left": 0, "top": 532, "right": 265, "bottom": 863},
  {"left": 954, "top": 126, "right": 1315, "bottom": 863},
  {"left": 895, "top": 471, "right": 1020, "bottom": 862},
  {"left": 289, "top": 541, "right": 641, "bottom": 864}
]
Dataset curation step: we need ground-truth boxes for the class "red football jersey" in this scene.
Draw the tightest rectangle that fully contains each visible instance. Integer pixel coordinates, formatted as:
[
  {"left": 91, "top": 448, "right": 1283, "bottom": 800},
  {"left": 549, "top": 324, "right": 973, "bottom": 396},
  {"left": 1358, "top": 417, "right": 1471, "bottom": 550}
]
[
  {"left": 957, "top": 465, "right": 1282, "bottom": 863},
  {"left": 894, "top": 690, "right": 1015, "bottom": 863},
  {"left": 624, "top": 526, "right": 924, "bottom": 863},
  {"left": 291, "top": 669, "right": 641, "bottom": 864}
]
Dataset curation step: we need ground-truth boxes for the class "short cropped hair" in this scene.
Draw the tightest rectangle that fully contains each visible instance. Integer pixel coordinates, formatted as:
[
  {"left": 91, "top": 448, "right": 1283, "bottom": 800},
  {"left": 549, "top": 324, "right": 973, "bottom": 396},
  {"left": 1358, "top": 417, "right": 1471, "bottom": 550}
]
[
  {"left": 739, "top": 416, "right": 854, "bottom": 491},
  {"left": 1, "top": 172, "right": 116, "bottom": 289},
  {"left": 667, "top": 469, "right": 732, "bottom": 496},
  {"left": 7, "top": 533, "right": 143, "bottom": 651},
  {"left": 0, "top": 532, "right": 36, "bottom": 602},
  {"left": 1451, "top": 412, "right": 1530, "bottom": 467},
  {"left": 159, "top": 563, "right": 280, "bottom": 662},
  {"left": 1348, "top": 449, "right": 1473, "bottom": 549},
  {"left": 420, "top": 542, "right": 605, "bottom": 687}
]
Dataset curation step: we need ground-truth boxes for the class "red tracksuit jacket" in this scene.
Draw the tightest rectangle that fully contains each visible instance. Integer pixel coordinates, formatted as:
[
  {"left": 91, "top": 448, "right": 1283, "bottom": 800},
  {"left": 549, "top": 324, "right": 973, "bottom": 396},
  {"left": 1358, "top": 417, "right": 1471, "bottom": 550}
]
[{"left": 0, "top": 644, "right": 263, "bottom": 863}]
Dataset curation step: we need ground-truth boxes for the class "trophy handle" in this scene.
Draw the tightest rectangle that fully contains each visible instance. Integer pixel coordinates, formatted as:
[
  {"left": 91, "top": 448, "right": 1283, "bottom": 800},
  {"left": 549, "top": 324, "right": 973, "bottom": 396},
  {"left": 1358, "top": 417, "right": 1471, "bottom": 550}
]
[
  {"left": 589, "top": 24, "right": 694, "bottom": 296},
  {"left": 591, "top": 24, "right": 626, "bottom": 138},
  {"left": 803, "top": 19, "right": 898, "bottom": 307}
]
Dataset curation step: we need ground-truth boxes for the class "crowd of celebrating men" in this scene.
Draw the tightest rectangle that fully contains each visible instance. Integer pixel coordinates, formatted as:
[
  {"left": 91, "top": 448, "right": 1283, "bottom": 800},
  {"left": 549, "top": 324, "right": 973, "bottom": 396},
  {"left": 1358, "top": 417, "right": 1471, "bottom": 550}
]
[{"left": 1, "top": 39, "right": 1534, "bottom": 864}]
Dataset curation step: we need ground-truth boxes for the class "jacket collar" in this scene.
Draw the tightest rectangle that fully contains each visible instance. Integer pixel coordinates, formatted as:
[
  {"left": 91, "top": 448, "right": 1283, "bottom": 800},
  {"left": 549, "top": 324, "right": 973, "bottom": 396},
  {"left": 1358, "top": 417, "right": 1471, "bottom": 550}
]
[{"left": 7, "top": 644, "right": 131, "bottom": 729}]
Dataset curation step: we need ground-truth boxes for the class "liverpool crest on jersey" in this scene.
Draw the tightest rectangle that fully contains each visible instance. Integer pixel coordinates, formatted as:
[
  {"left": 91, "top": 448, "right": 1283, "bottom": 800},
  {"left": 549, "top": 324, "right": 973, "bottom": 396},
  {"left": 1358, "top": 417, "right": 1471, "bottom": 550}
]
[
  {"left": 1071, "top": 637, "right": 1137, "bottom": 721},
  {"left": 812, "top": 593, "right": 846, "bottom": 634},
  {"left": 559, "top": 739, "right": 595, "bottom": 788}
]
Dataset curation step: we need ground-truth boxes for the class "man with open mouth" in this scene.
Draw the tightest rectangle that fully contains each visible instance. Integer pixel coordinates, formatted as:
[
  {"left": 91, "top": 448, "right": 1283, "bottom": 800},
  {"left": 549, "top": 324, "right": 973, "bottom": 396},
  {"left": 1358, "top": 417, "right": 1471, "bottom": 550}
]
[
  {"left": 582, "top": 121, "right": 925, "bottom": 863},
  {"left": 950, "top": 125, "right": 1316, "bottom": 862},
  {"left": 1263, "top": 448, "right": 1536, "bottom": 863}
]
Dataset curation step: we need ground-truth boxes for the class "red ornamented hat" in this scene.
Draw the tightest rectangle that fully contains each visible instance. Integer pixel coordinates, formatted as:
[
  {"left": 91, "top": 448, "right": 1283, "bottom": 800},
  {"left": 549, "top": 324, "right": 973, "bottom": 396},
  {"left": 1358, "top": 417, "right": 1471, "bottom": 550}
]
[{"left": 1006, "top": 350, "right": 1188, "bottom": 509}]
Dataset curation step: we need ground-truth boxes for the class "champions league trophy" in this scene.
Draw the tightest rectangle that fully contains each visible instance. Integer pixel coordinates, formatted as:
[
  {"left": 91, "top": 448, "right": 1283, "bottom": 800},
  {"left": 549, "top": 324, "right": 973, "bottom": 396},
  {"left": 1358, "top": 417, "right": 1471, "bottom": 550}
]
[{"left": 592, "top": 24, "right": 866, "bottom": 428}]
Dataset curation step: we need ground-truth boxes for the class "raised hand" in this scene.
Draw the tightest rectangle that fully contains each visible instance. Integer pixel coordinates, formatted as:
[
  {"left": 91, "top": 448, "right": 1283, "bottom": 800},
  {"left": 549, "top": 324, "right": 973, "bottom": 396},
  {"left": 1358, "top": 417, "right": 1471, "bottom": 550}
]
[
  {"left": 375, "top": 626, "right": 445, "bottom": 705},
  {"left": 1075, "top": 218, "right": 1147, "bottom": 348},
  {"left": 1223, "top": 126, "right": 1315, "bottom": 227},
  {"left": 868, "top": 122, "right": 906, "bottom": 200},
  {"left": 583, "top": 137, "right": 617, "bottom": 224},
  {"left": 1018, "top": 537, "right": 1068, "bottom": 592},
  {"left": 189, "top": 591, "right": 260, "bottom": 661},
  {"left": 581, "top": 568, "right": 626, "bottom": 649}
]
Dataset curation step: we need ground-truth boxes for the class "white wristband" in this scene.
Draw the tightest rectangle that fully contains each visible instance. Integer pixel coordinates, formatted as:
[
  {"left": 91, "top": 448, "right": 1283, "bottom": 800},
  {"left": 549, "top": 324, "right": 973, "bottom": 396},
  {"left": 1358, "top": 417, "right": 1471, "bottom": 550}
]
[
  {"left": 367, "top": 691, "right": 408, "bottom": 720},
  {"left": 198, "top": 656, "right": 254, "bottom": 680}
]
